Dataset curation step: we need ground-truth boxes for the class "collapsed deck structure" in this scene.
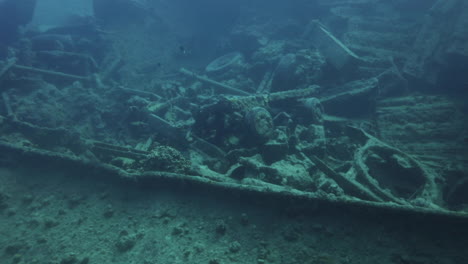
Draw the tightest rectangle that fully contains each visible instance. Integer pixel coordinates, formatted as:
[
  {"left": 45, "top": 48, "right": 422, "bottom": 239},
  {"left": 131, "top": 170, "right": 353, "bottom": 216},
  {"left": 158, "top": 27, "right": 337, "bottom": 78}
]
[{"left": 1, "top": 0, "right": 468, "bottom": 222}]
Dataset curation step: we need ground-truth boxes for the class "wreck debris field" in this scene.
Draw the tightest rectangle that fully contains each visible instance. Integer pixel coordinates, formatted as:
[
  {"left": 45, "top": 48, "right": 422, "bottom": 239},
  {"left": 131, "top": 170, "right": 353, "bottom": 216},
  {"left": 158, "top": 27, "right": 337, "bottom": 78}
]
[{"left": 0, "top": 0, "right": 468, "bottom": 263}]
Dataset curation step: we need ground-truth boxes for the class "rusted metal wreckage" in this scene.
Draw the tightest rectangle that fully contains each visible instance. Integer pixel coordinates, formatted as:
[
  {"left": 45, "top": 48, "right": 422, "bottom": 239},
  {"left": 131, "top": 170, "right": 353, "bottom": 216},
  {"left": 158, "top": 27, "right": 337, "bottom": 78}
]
[
  {"left": 1, "top": 4, "right": 468, "bottom": 220},
  {"left": 1, "top": 115, "right": 466, "bottom": 220},
  {"left": 1, "top": 60, "right": 467, "bottom": 221}
]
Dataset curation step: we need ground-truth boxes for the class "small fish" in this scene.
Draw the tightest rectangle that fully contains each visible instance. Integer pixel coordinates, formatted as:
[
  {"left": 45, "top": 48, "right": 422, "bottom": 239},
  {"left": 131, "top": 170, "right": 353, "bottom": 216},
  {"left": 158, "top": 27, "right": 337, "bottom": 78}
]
[{"left": 178, "top": 45, "right": 191, "bottom": 56}]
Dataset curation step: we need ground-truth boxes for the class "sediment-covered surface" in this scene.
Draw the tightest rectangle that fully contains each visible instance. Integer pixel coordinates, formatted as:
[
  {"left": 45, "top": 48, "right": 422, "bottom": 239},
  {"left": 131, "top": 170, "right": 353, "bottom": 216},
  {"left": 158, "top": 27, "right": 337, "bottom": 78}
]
[{"left": 1, "top": 165, "right": 467, "bottom": 264}]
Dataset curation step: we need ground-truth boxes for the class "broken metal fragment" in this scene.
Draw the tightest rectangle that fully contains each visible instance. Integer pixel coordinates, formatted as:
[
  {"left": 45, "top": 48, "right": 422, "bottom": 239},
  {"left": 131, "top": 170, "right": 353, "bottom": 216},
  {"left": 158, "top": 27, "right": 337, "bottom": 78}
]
[
  {"left": 12, "top": 64, "right": 90, "bottom": 81},
  {"left": 91, "top": 141, "right": 150, "bottom": 160},
  {"left": 224, "top": 86, "right": 320, "bottom": 112},
  {"left": 307, "top": 154, "right": 384, "bottom": 202},
  {"left": 1, "top": 59, "right": 90, "bottom": 82},
  {"left": 304, "top": 20, "right": 361, "bottom": 70},
  {"left": 180, "top": 68, "right": 250, "bottom": 96},
  {"left": 205, "top": 51, "right": 245, "bottom": 74}
]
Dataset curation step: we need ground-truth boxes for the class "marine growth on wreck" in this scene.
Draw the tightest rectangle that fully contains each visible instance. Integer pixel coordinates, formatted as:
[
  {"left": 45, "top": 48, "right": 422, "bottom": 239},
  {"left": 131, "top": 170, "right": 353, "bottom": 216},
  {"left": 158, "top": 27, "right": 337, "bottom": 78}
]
[{"left": 0, "top": 0, "right": 467, "bottom": 263}]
